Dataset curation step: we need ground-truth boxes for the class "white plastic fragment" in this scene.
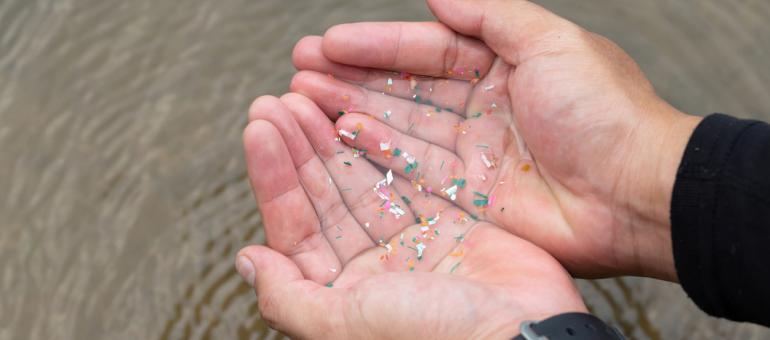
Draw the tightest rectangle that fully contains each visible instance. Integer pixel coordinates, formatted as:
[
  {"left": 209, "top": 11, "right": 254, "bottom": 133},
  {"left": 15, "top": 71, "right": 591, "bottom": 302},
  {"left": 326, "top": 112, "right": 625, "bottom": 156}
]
[
  {"left": 388, "top": 202, "right": 406, "bottom": 218},
  {"left": 380, "top": 140, "right": 391, "bottom": 151},
  {"left": 481, "top": 153, "right": 494, "bottom": 168},
  {"left": 416, "top": 243, "right": 427, "bottom": 259},
  {"left": 338, "top": 129, "right": 357, "bottom": 140},
  {"left": 386, "top": 169, "right": 394, "bottom": 185},
  {"left": 483, "top": 84, "right": 495, "bottom": 91},
  {"left": 442, "top": 185, "right": 458, "bottom": 201}
]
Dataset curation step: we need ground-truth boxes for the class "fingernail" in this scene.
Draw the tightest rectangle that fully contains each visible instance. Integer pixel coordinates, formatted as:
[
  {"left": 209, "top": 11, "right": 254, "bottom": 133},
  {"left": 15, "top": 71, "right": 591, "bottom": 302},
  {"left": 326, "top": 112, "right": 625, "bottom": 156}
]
[{"left": 236, "top": 256, "right": 256, "bottom": 287}]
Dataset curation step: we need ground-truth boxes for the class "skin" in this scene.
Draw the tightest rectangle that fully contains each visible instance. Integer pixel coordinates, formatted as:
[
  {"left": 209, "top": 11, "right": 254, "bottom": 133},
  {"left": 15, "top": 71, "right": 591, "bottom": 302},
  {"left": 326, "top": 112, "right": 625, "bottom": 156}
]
[
  {"left": 239, "top": 95, "right": 586, "bottom": 339},
  {"left": 237, "top": 0, "right": 701, "bottom": 338},
  {"left": 289, "top": 0, "right": 701, "bottom": 280}
]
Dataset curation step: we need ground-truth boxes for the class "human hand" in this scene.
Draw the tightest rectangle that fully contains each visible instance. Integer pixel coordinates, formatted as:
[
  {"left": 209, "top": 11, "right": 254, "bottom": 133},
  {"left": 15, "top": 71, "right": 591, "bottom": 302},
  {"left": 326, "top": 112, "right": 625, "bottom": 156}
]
[
  {"left": 236, "top": 93, "right": 586, "bottom": 339},
  {"left": 289, "top": 0, "right": 702, "bottom": 280}
]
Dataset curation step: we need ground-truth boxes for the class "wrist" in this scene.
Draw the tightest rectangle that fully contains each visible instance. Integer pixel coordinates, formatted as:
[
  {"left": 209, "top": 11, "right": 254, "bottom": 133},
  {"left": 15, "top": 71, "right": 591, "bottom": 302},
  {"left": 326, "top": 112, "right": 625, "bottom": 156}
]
[{"left": 622, "top": 104, "right": 701, "bottom": 281}]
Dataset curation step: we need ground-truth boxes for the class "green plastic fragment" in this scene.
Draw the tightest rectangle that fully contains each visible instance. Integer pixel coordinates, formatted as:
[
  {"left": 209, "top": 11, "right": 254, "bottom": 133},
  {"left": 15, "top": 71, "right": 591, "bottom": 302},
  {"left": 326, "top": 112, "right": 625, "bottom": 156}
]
[
  {"left": 405, "top": 161, "right": 419, "bottom": 174},
  {"left": 473, "top": 199, "right": 488, "bottom": 207},
  {"left": 392, "top": 148, "right": 402, "bottom": 157},
  {"left": 450, "top": 261, "right": 461, "bottom": 274},
  {"left": 326, "top": 282, "right": 334, "bottom": 287},
  {"left": 402, "top": 196, "right": 412, "bottom": 205},
  {"left": 452, "top": 178, "right": 466, "bottom": 188}
]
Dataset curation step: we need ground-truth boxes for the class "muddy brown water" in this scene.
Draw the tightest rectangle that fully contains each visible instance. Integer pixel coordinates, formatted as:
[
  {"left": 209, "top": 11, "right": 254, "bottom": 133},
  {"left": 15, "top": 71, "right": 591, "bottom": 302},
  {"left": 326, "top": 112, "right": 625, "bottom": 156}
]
[{"left": 2, "top": 0, "right": 770, "bottom": 339}]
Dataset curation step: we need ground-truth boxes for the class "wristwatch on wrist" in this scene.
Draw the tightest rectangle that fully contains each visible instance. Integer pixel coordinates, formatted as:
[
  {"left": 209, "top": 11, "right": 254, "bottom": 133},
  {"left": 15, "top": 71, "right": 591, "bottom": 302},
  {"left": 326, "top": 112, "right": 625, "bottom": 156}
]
[{"left": 512, "top": 313, "right": 625, "bottom": 340}]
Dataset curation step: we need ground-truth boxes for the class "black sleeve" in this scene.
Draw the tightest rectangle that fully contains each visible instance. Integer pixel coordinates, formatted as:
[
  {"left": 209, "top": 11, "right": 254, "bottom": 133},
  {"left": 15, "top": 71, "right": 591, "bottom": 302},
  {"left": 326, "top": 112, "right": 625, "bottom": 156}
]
[{"left": 671, "top": 113, "right": 770, "bottom": 327}]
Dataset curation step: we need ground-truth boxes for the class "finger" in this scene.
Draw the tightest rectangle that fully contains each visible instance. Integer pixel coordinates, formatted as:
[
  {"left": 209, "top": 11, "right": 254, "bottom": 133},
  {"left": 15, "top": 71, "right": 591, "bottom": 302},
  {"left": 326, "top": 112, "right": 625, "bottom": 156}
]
[
  {"left": 322, "top": 22, "right": 496, "bottom": 80},
  {"left": 290, "top": 70, "right": 462, "bottom": 151},
  {"left": 334, "top": 112, "right": 466, "bottom": 202},
  {"left": 243, "top": 120, "right": 341, "bottom": 284},
  {"left": 333, "top": 206, "right": 480, "bottom": 288},
  {"left": 426, "top": 0, "right": 578, "bottom": 65},
  {"left": 392, "top": 176, "right": 453, "bottom": 219},
  {"left": 293, "top": 35, "right": 472, "bottom": 113},
  {"left": 248, "top": 97, "right": 376, "bottom": 269},
  {"left": 237, "top": 245, "right": 340, "bottom": 338},
  {"left": 280, "top": 93, "right": 416, "bottom": 244}
]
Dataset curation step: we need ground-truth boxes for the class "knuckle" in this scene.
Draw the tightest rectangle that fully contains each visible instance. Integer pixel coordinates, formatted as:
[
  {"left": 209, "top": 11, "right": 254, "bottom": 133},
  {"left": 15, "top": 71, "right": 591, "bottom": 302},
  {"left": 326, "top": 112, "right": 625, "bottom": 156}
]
[{"left": 257, "top": 293, "right": 281, "bottom": 326}]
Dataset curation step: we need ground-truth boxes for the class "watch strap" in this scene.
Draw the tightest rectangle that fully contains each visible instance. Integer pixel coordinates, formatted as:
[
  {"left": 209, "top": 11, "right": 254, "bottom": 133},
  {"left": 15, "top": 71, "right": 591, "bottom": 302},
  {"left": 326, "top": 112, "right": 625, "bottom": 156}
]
[{"left": 512, "top": 312, "right": 625, "bottom": 340}]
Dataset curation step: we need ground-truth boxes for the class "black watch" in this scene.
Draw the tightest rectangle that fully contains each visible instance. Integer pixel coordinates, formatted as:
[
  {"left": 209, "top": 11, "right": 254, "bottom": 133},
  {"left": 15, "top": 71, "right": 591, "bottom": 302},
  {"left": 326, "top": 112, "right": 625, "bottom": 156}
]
[{"left": 512, "top": 313, "right": 625, "bottom": 340}]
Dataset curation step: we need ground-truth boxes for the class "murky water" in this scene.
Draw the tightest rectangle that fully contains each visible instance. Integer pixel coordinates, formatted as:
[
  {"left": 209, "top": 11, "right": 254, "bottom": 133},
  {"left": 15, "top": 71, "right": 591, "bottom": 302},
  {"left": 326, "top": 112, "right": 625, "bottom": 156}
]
[{"left": 2, "top": 0, "right": 769, "bottom": 339}]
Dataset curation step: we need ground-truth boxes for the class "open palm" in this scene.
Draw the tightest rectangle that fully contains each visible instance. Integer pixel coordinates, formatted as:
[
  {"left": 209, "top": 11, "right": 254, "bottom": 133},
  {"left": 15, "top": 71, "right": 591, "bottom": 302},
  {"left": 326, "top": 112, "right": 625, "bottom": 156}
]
[
  {"left": 239, "top": 93, "right": 585, "bottom": 339},
  {"left": 289, "top": 0, "right": 700, "bottom": 280}
]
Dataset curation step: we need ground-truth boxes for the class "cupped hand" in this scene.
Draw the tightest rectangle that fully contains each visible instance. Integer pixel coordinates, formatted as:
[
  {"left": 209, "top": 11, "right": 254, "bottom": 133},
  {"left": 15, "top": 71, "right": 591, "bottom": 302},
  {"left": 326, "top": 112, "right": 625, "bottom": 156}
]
[
  {"left": 237, "top": 93, "right": 585, "bottom": 339},
  {"left": 289, "top": 0, "right": 701, "bottom": 280}
]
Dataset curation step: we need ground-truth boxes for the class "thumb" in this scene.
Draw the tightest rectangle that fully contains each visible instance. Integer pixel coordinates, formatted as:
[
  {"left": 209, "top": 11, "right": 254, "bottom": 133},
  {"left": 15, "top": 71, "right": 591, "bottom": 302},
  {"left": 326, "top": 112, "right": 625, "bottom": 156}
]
[
  {"left": 427, "top": 0, "right": 578, "bottom": 65},
  {"left": 236, "top": 245, "right": 338, "bottom": 338}
]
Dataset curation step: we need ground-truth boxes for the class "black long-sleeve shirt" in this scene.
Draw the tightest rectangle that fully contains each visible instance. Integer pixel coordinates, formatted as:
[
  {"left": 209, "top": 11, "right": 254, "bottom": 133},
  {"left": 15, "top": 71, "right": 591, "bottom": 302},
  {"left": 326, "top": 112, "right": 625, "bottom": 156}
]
[{"left": 672, "top": 113, "right": 770, "bottom": 327}]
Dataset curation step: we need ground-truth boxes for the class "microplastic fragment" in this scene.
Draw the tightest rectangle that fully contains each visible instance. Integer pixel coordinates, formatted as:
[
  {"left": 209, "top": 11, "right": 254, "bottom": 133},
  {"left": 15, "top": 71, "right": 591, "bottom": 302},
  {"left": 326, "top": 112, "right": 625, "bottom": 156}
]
[
  {"left": 483, "top": 84, "right": 495, "bottom": 91},
  {"left": 405, "top": 162, "right": 419, "bottom": 174},
  {"left": 338, "top": 111, "right": 345, "bottom": 116},
  {"left": 326, "top": 282, "right": 334, "bottom": 287},
  {"left": 380, "top": 141, "right": 391, "bottom": 151},
  {"left": 404, "top": 153, "right": 417, "bottom": 164},
  {"left": 450, "top": 262, "right": 461, "bottom": 274},
  {"left": 401, "top": 196, "right": 411, "bottom": 205},
  {"left": 392, "top": 148, "right": 402, "bottom": 157},
  {"left": 329, "top": 268, "right": 337, "bottom": 273},
  {"left": 384, "top": 110, "right": 392, "bottom": 119},
  {"left": 386, "top": 169, "right": 394, "bottom": 185},
  {"left": 338, "top": 129, "right": 357, "bottom": 140},
  {"left": 416, "top": 243, "right": 426, "bottom": 260},
  {"left": 344, "top": 161, "right": 352, "bottom": 167},
  {"left": 387, "top": 78, "right": 393, "bottom": 86},
  {"left": 442, "top": 185, "right": 458, "bottom": 201},
  {"left": 365, "top": 222, "right": 370, "bottom": 228},
  {"left": 481, "top": 153, "right": 494, "bottom": 168},
  {"left": 473, "top": 191, "right": 489, "bottom": 207},
  {"left": 452, "top": 178, "right": 466, "bottom": 188}
]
